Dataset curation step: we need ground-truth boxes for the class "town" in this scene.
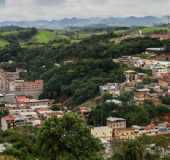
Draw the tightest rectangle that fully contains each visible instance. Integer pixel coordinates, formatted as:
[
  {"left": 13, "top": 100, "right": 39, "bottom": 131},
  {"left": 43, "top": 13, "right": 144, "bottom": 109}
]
[{"left": 0, "top": 30, "right": 170, "bottom": 158}]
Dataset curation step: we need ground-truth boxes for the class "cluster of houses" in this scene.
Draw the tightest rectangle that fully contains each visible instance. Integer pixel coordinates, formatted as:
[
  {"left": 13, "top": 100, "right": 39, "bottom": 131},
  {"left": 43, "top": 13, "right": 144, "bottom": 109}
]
[
  {"left": 96, "top": 44, "right": 170, "bottom": 144},
  {"left": 91, "top": 117, "right": 170, "bottom": 142},
  {"left": 0, "top": 67, "right": 65, "bottom": 131},
  {"left": 0, "top": 95, "right": 64, "bottom": 131},
  {"left": 102, "top": 48, "right": 170, "bottom": 106}
]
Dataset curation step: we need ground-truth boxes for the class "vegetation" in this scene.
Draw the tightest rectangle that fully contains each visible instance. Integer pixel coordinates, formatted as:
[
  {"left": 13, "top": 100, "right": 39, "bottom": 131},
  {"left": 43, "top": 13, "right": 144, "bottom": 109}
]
[
  {"left": 0, "top": 26, "right": 164, "bottom": 107},
  {"left": 88, "top": 96, "right": 170, "bottom": 126},
  {"left": 110, "top": 135, "right": 170, "bottom": 160},
  {"left": 0, "top": 113, "right": 103, "bottom": 160}
]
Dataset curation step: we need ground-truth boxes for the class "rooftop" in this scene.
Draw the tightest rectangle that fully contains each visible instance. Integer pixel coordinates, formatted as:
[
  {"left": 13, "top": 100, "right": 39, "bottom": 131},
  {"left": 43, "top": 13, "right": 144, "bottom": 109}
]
[{"left": 107, "top": 117, "right": 126, "bottom": 122}]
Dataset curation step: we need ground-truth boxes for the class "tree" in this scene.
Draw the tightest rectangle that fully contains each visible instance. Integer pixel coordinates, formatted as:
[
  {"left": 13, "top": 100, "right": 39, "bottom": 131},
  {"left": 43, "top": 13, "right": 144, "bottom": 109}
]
[
  {"left": 37, "top": 113, "right": 103, "bottom": 160},
  {"left": 111, "top": 140, "right": 144, "bottom": 160}
]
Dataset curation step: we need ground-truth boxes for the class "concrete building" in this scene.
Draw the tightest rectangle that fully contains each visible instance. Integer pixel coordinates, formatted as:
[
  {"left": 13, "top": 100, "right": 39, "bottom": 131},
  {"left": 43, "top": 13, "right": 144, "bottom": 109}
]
[
  {"left": 107, "top": 117, "right": 126, "bottom": 129},
  {"left": 113, "top": 128, "right": 136, "bottom": 140},
  {"left": 0, "top": 68, "right": 43, "bottom": 99},
  {"left": 91, "top": 126, "right": 113, "bottom": 141},
  {"left": 99, "top": 83, "right": 120, "bottom": 96}
]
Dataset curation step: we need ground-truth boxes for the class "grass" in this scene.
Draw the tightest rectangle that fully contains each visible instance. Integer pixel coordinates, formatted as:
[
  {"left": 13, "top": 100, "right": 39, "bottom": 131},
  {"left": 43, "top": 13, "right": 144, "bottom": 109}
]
[
  {"left": 141, "top": 27, "right": 169, "bottom": 34},
  {"left": 32, "top": 30, "right": 56, "bottom": 43},
  {"left": 0, "top": 39, "right": 9, "bottom": 48}
]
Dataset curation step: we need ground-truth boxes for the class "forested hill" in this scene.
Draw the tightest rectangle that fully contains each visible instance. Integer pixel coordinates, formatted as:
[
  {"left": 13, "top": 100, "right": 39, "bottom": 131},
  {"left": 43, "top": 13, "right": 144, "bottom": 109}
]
[{"left": 0, "top": 26, "right": 164, "bottom": 107}]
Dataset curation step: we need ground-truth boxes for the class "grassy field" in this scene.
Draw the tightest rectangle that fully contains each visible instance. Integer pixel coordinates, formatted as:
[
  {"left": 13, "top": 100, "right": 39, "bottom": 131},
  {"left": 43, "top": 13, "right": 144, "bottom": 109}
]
[
  {"left": 141, "top": 26, "right": 169, "bottom": 34},
  {"left": 0, "top": 39, "right": 9, "bottom": 48},
  {"left": 32, "top": 30, "right": 56, "bottom": 43}
]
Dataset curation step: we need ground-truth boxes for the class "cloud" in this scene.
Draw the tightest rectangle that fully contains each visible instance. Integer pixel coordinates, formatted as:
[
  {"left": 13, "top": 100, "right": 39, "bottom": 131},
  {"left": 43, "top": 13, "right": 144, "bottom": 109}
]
[
  {"left": 0, "top": 0, "right": 169, "bottom": 21},
  {"left": 35, "top": 0, "right": 66, "bottom": 6}
]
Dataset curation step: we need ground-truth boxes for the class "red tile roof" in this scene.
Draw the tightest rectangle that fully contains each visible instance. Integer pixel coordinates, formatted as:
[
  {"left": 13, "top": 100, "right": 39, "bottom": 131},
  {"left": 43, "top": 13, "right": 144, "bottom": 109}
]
[{"left": 3, "top": 115, "right": 15, "bottom": 121}]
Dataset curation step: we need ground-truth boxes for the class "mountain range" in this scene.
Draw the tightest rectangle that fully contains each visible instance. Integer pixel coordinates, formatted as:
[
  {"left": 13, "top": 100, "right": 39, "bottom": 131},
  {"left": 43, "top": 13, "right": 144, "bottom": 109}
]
[{"left": 0, "top": 16, "right": 168, "bottom": 29}]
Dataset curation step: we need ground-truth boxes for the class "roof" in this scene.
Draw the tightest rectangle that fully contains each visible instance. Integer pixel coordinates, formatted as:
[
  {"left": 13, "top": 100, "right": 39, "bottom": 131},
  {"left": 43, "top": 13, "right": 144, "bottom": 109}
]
[
  {"left": 146, "top": 48, "right": 165, "bottom": 52},
  {"left": 3, "top": 115, "right": 15, "bottom": 121},
  {"left": 16, "top": 96, "right": 29, "bottom": 103},
  {"left": 107, "top": 117, "right": 126, "bottom": 122},
  {"left": 125, "top": 70, "right": 136, "bottom": 73},
  {"left": 136, "top": 88, "right": 150, "bottom": 92}
]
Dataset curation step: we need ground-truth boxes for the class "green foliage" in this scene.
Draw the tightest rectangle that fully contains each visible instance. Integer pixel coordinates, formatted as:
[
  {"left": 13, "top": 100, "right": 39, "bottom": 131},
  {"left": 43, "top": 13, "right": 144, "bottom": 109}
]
[
  {"left": 37, "top": 113, "right": 103, "bottom": 160},
  {"left": 2, "top": 127, "right": 38, "bottom": 160},
  {"left": 88, "top": 98, "right": 170, "bottom": 127},
  {"left": 107, "top": 37, "right": 162, "bottom": 58},
  {"left": 88, "top": 103, "right": 117, "bottom": 126},
  {"left": 161, "top": 96, "right": 170, "bottom": 105},
  {"left": 111, "top": 136, "right": 170, "bottom": 160}
]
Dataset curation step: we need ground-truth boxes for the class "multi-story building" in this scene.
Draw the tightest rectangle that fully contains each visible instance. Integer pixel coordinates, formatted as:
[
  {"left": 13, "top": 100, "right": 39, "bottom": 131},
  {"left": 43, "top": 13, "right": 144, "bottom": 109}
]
[
  {"left": 113, "top": 128, "right": 136, "bottom": 140},
  {"left": 16, "top": 96, "right": 49, "bottom": 109},
  {"left": 107, "top": 117, "right": 126, "bottom": 129},
  {"left": 0, "top": 68, "right": 44, "bottom": 99},
  {"left": 91, "top": 126, "right": 113, "bottom": 141},
  {"left": 14, "top": 80, "right": 44, "bottom": 98}
]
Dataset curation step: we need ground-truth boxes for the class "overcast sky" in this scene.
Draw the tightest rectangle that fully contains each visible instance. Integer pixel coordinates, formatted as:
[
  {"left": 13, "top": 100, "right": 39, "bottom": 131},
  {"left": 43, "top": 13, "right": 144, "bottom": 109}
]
[{"left": 0, "top": 0, "right": 169, "bottom": 21}]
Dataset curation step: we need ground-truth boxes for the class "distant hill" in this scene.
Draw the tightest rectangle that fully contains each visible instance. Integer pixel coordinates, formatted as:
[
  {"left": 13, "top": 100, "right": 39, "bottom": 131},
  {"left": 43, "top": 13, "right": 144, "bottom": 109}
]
[{"left": 0, "top": 16, "right": 168, "bottom": 29}]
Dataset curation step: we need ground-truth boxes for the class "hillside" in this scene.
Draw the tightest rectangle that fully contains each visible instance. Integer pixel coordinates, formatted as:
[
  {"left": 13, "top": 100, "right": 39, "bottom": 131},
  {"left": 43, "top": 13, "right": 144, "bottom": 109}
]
[
  {"left": 0, "top": 16, "right": 168, "bottom": 29},
  {"left": 0, "top": 26, "right": 166, "bottom": 107}
]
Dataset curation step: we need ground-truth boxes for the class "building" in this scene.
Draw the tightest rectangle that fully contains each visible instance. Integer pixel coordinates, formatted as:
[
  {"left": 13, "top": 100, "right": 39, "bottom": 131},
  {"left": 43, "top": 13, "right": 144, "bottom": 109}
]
[
  {"left": 151, "top": 34, "right": 170, "bottom": 41},
  {"left": 1, "top": 115, "right": 27, "bottom": 131},
  {"left": 0, "top": 68, "right": 43, "bottom": 99},
  {"left": 107, "top": 117, "right": 126, "bottom": 129},
  {"left": 91, "top": 126, "right": 113, "bottom": 141},
  {"left": 0, "top": 69, "right": 20, "bottom": 93},
  {"left": 99, "top": 83, "right": 120, "bottom": 96},
  {"left": 14, "top": 80, "right": 44, "bottom": 98},
  {"left": 113, "top": 128, "right": 136, "bottom": 140},
  {"left": 16, "top": 96, "right": 50, "bottom": 109},
  {"left": 125, "top": 70, "right": 136, "bottom": 83},
  {"left": 36, "top": 108, "right": 64, "bottom": 120},
  {"left": 134, "top": 88, "right": 150, "bottom": 104}
]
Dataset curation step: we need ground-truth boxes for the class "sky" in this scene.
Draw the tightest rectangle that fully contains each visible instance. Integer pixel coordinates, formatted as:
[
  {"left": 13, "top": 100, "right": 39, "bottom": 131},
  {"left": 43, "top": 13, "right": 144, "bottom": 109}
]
[{"left": 0, "top": 0, "right": 169, "bottom": 21}]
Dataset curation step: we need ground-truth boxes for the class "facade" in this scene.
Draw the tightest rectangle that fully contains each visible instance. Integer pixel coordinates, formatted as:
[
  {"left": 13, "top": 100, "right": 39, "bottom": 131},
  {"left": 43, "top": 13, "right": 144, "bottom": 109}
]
[
  {"left": 16, "top": 96, "right": 49, "bottom": 109},
  {"left": 14, "top": 80, "right": 44, "bottom": 98},
  {"left": 99, "top": 83, "right": 120, "bottom": 96},
  {"left": 113, "top": 128, "right": 136, "bottom": 140},
  {"left": 91, "top": 126, "right": 113, "bottom": 141},
  {"left": 0, "top": 69, "right": 20, "bottom": 93},
  {"left": 0, "top": 68, "right": 43, "bottom": 99},
  {"left": 107, "top": 117, "right": 126, "bottom": 129},
  {"left": 1, "top": 115, "right": 26, "bottom": 131}
]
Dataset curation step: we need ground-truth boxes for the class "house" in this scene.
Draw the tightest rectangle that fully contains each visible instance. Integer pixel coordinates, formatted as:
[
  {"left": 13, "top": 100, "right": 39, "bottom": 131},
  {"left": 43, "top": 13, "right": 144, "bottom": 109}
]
[
  {"left": 1, "top": 115, "right": 27, "bottom": 131},
  {"left": 113, "top": 128, "right": 136, "bottom": 140},
  {"left": 157, "top": 73, "right": 170, "bottom": 88},
  {"left": 107, "top": 117, "right": 126, "bottom": 129},
  {"left": 151, "top": 34, "right": 170, "bottom": 41},
  {"left": 125, "top": 70, "right": 136, "bottom": 83},
  {"left": 91, "top": 126, "right": 113, "bottom": 141},
  {"left": 134, "top": 88, "right": 150, "bottom": 104},
  {"left": 1, "top": 115, "right": 15, "bottom": 131},
  {"left": 79, "top": 107, "right": 91, "bottom": 119},
  {"left": 36, "top": 108, "right": 64, "bottom": 120},
  {"left": 16, "top": 96, "right": 50, "bottom": 109},
  {"left": 99, "top": 83, "right": 120, "bottom": 96}
]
